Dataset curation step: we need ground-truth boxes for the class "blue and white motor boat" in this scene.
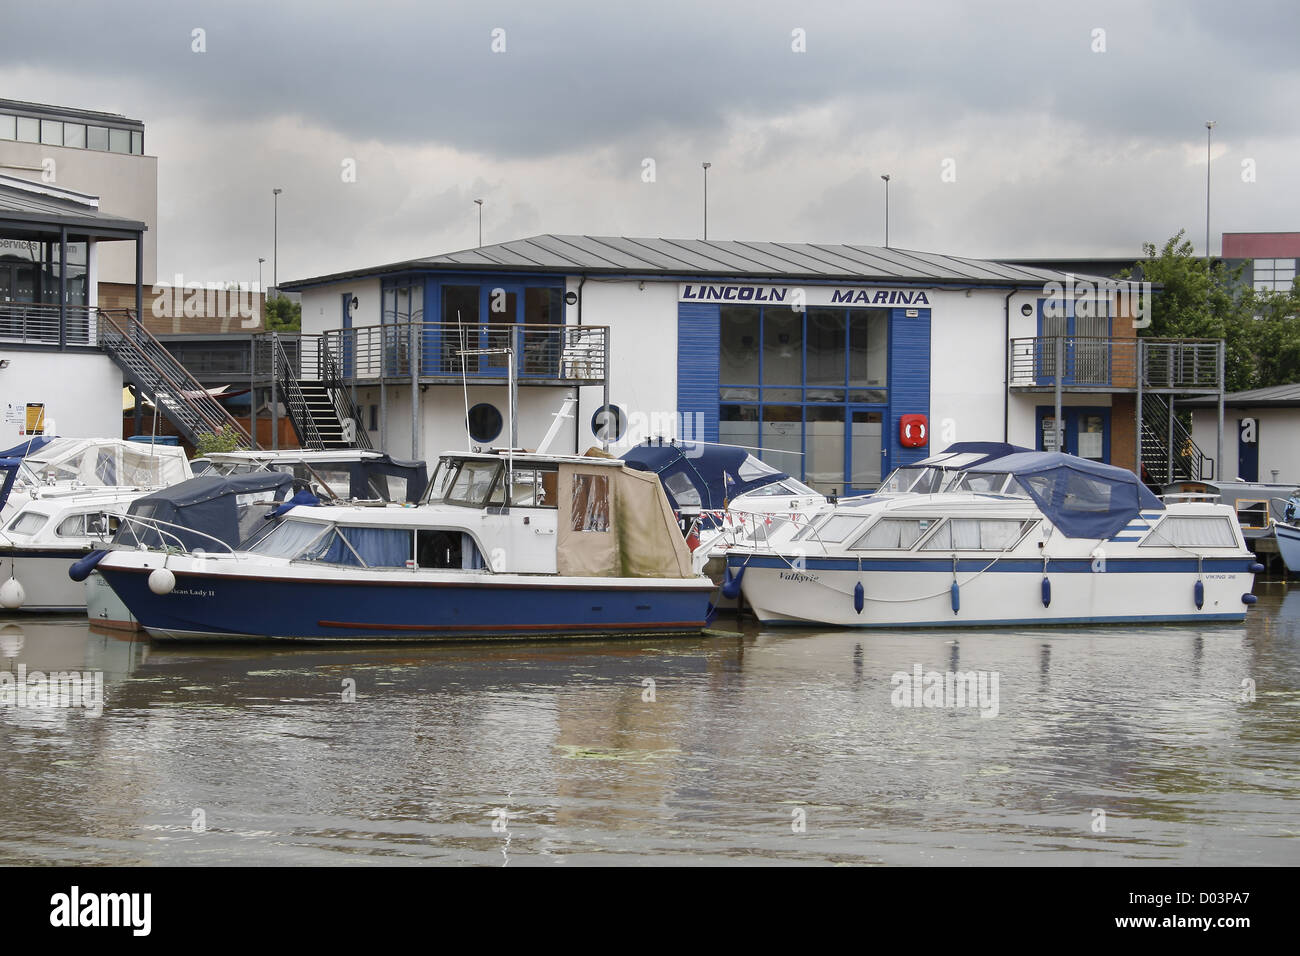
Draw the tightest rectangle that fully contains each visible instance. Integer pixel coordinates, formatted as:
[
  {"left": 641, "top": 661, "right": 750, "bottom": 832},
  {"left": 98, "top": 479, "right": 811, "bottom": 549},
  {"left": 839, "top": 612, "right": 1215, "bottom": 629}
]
[
  {"left": 724, "top": 450, "right": 1260, "bottom": 628},
  {"left": 89, "top": 448, "right": 714, "bottom": 642}
]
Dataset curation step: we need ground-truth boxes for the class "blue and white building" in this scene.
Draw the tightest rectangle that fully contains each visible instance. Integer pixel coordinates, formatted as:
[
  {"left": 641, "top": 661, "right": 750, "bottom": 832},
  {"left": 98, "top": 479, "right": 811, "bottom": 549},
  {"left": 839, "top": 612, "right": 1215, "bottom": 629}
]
[{"left": 284, "top": 235, "right": 1223, "bottom": 493}]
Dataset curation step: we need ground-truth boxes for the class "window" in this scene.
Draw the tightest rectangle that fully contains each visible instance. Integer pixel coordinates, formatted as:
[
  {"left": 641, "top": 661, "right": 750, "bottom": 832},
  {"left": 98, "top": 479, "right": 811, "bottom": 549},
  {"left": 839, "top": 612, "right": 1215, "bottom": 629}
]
[
  {"left": 1142, "top": 516, "right": 1237, "bottom": 548},
  {"left": 720, "top": 307, "right": 760, "bottom": 383},
  {"left": 662, "top": 471, "right": 701, "bottom": 509},
  {"left": 16, "top": 116, "right": 39, "bottom": 142},
  {"left": 57, "top": 514, "right": 86, "bottom": 536},
  {"left": 570, "top": 474, "right": 610, "bottom": 532},
  {"left": 852, "top": 518, "right": 936, "bottom": 550},
  {"left": 7, "top": 512, "right": 48, "bottom": 536},
  {"left": 0, "top": 115, "right": 14, "bottom": 140},
  {"left": 921, "top": 518, "right": 1034, "bottom": 551},
  {"left": 62, "top": 123, "right": 86, "bottom": 148},
  {"left": 441, "top": 285, "right": 480, "bottom": 372},
  {"left": 505, "top": 466, "right": 558, "bottom": 507},
  {"left": 86, "top": 126, "right": 109, "bottom": 150},
  {"left": 248, "top": 518, "right": 330, "bottom": 558},
  {"left": 446, "top": 460, "right": 502, "bottom": 507},
  {"left": 794, "top": 514, "right": 865, "bottom": 543},
  {"left": 466, "top": 403, "right": 502, "bottom": 443},
  {"left": 40, "top": 120, "right": 62, "bottom": 145},
  {"left": 108, "top": 127, "right": 130, "bottom": 153},
  {"left": 1253, "top": 258, "right": 1297, "bottom": 293},
  {"left": 315, "top": 527, "right": 413, "bottom": 568},
  {"left": 416, "top": 529, "right": 484, "bottom": 569},
  {"left": 131, "top": 130, "right": 143, "bottom": 154}
]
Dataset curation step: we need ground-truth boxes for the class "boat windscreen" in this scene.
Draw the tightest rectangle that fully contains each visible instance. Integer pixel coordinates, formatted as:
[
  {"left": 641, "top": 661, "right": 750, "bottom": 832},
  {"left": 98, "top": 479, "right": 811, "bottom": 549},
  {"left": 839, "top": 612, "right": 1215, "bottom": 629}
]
[{"left": 247, "top": 518, "right": 329, "bottom": 558}]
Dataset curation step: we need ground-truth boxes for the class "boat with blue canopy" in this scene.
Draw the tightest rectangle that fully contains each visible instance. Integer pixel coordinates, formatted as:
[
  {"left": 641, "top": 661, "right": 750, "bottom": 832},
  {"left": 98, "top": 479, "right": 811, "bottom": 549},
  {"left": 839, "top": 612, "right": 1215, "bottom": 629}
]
[{"left": 723, "top": 449, "right": 1260, "bottom": 628}]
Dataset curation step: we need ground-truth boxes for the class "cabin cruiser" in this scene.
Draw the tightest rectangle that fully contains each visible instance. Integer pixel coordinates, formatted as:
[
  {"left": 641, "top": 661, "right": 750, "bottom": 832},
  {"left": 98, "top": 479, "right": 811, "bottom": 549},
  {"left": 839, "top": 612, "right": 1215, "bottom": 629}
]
[
  {"left": 1163, "top": 478, "right": 1300, "bottom": 543},
  {"left": 1, "top": 437, "right": 191, "bottom": 522},
  {"left": 724, "top": 451, "right": 1260, "bottom": 628},
  {"left": 0, "top": 440, "right": 195, "bottom": 611},
  {"left": 80, "top": 471, "right": 295, "bottom": 630},
  {"left": 86, "top": 448, "right": 714, "bottom": 643}
]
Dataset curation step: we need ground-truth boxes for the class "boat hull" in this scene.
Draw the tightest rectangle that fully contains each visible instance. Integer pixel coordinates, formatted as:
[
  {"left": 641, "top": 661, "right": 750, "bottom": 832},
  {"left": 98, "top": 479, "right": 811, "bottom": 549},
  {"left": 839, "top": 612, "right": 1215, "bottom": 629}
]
[
  {"left": 1, "top": 551, "right": 92, "bottom": 612},
  {"left": 731, "top": 555, "right": 1256, "bottom": 628},
  {"left": 96, "top": 561, "right": 714, "bottom": 643},
  {"left": 1274, "top": 522, "right": 1300, "bottom": 574}
]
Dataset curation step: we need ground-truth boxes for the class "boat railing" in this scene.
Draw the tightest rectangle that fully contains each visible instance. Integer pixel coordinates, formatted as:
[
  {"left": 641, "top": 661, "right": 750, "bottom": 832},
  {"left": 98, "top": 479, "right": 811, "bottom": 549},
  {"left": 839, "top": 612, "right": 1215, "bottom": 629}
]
[
  {"left": 1157, "top": 491, "right": 1222, "bottom": 503},
  {"left": 113, "top": 514, "right": 243, "bottom": 559}
]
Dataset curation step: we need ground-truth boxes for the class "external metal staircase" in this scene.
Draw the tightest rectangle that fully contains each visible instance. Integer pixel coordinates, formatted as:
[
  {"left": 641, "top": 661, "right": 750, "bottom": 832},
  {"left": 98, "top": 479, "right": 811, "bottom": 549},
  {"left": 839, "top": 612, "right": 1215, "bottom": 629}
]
[
  {"left": 1139, "top": 394, "right": 1213, "bottom": 485},
  {"left": 98, "top": 309, "right": 253, "bottom": 448},
  {"left": 254, "top": 332, "right": 371, "bottom": 451}
]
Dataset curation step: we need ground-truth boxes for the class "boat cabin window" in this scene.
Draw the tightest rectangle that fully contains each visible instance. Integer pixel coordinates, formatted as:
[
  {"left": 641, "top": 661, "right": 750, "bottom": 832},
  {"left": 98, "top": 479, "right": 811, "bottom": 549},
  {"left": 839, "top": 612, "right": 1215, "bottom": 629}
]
[
  {"left": 57, "top": 512, "right": 120, "bottom": 537},
  {"left": 444, "top": 459, "right": 502, "bottom": 507},
  {"left": 920, "top": 518, "right": 1035, "bottom": 551},
  {"left": 736, "top": 455, "right": 781, "bottom": 482},
  {"left": 742, "top": 477, "right": 819, "bottom": 498},
  {"left": 416, "top": 529, "right": 486, "bottom": 569},
  {"left": 1235, "top": 499, "right": 1270, "bottom": 531},
  {"left": 955, "top": 472, "right": 1012, "bottom": 495},
  {"left": 850, "top": 518, "right": 937, "bottom": 550},
  {"left": 662, "top": 472, "right": 701, "bottom": 509},
  {"left": 504, "top": 466, "right": 558, "bottom": 507},
  {"left": 570, "top": 474, "right": 610, "bottom": 532},
  {"left": 426, "top": 460, "right": 456, "bottom": 502},
  {"left": 1023, "top": 472, "right": 1112, "bottom": 512},
  {"left": 248, "top": 518, "right": 331, "bottom": 558},
  {"left": 7, "top": 512, "right": 48, "bottom": 536},
  {"left": 1141, "top": 516, "right": 1238, "bottom": 548},
  {"left": 879, "top": 467, "right": 942, "bottom": 494},
  {"left": 793, "top": 514, "right": 865, "bottom": 543}
]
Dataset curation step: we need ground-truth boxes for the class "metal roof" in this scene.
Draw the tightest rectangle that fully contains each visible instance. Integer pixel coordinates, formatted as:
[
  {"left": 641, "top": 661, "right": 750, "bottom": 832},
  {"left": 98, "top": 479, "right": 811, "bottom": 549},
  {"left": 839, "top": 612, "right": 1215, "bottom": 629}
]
[
  {"left": 0, "top": 178, "right": 145, "bottom": 235},
  {"left": 1183, "top": 383, "right": 1300, "bottom": 407},
  {"left": 0, "top": 98, "right": 144, "bottom": 129},
  {"left": 283, "top": 234, "right": 1107, "bottom": 289}
]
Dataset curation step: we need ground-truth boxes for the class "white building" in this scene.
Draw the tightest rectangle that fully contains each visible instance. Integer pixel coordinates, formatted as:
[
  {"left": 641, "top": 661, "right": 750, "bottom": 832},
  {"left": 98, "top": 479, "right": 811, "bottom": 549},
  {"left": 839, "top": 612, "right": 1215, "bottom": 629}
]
[
  {"left": 1187, "top": 384, "right": 1300, "bottom": 484},
  {"left": 284, "top": 235, "right": 1222, "bottom": 492}
]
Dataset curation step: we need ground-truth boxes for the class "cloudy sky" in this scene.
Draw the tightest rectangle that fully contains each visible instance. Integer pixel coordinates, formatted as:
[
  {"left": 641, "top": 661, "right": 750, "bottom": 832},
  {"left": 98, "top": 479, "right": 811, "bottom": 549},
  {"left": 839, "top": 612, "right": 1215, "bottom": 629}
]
[{"left": 2, "top": 0, "right": 1297, "bottom": 285}]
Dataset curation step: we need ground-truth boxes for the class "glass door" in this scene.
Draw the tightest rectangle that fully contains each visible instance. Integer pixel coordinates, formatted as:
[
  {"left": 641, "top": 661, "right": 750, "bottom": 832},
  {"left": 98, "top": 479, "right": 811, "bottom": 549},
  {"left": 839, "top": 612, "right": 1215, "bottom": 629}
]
[
  {"left": 845, "top": 407, "right": 885, "bottom": 495},
  {"left": 481, "top": 285, "right": 522, "bottom": 372}
]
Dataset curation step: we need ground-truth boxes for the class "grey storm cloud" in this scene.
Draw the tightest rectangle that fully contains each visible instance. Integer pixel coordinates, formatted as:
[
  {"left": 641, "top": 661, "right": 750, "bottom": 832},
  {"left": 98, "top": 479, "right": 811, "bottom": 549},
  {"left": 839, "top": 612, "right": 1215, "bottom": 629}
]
[
  {"left": 2, "top": 0, "right": 1297, "bottom": 156},
  {"left": 1, "top": 0, "right": 1296, "bottom": 279}
]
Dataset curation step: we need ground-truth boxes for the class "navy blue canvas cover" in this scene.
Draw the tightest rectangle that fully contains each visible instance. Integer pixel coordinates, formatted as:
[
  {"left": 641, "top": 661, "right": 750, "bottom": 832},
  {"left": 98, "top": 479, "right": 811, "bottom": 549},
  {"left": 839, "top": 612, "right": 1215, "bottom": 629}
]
[
  {"left": 0, "top": 436, "right": 55, "bottom": 458},
  {"left": 115, "top": 472, "right": 294, "bottom": 552},
  {"left": 621, "top": 443, "right": 787, "bottom": 512},
  {"left": 969, "top": 451, "right": 1163, "bottom": 539},
  {"left": 930, "top": 442, "right": 1035, "bottom": 465}
]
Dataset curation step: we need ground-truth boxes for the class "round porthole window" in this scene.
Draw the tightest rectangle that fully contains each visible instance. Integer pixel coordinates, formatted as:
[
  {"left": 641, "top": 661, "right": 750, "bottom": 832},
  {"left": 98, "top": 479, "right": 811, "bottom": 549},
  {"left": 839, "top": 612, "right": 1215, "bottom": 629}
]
[
  {"left": 591, "top": 404, "right": 626, "bottom": 442},
  {"left": 467, "top": 403, "right": 503, "bottom": 443}
]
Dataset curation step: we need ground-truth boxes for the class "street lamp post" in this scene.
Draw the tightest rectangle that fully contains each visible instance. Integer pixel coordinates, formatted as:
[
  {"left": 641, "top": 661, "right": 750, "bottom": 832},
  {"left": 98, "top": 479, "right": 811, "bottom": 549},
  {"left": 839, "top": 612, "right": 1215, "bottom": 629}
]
[
  {"left": 881, "top": 174, "right": 891, "bottom": 247},
  {"left": 1204, "top": 122, "right": 1215, "bottom": 272},
  {"left": 272, "top": 188, "right": 282, "bottom": 298},
  {"left": 702, "top": 162, "right": 711, "bottom": 240},
  {"left": 475, "top": 199, "right": 484, "bottom": 247},
  {"left": 257, "top": 257, "right": 265, "bottom": 295}
]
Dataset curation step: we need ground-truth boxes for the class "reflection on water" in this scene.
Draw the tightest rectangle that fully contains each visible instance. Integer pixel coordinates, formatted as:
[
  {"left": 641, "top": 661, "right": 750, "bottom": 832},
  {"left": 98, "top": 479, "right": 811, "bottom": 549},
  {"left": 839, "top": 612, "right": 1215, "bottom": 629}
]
[{"left": 1, "top": 587, "right": 1298, "bottom": 865}]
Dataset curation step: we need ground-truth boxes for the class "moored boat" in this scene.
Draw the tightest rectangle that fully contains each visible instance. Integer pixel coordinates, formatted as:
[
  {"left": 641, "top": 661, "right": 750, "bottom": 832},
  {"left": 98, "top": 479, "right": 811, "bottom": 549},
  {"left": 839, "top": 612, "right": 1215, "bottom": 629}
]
[
  {"left": 89, "top": 448, "right": 714, "bottom": 642},
  {"left": 726, "top": 451, "right": 1260, "bottom": 628}
]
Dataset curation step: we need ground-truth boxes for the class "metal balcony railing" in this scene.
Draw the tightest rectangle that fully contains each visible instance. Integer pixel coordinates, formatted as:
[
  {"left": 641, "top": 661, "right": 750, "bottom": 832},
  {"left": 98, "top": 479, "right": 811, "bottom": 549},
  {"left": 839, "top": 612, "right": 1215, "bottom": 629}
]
[
  {"left": 0, "top": 302, "right": 97, "bottom": 346},
  {"left": 1009, "top": 336, "right": 1222, "bottom": 391}
]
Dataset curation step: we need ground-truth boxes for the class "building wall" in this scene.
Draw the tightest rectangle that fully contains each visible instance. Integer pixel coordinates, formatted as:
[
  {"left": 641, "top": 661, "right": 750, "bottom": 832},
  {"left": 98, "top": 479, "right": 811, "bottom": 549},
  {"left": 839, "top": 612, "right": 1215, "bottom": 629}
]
[
  {"left": 0, "top": 140, "right": 157, "bottom": 285},
  {"left": 0, "top": 350, "right": 123, "bottom": 444},
  {"left": 300, "top": 278, "right": 383, "bottom": 337},
  {"left": 1191, "top": 405, "right": 1300, "bottom": 483},
  {"left": 100, "top": 281, "right": 265, "bottom": 333}
]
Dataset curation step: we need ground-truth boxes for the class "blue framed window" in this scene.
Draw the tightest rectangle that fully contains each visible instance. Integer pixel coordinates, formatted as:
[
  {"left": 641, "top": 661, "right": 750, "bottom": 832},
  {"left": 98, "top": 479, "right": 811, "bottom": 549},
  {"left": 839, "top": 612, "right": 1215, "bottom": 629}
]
[
  {"left": 717, "top": 304, "right": 890, "bottom": 495},
  {"left": 1035, "top": 296, "right": 1113, "bottom": 386},
  {"left": 1036, "top": 405, "right": 1111, "bottom": 462}
]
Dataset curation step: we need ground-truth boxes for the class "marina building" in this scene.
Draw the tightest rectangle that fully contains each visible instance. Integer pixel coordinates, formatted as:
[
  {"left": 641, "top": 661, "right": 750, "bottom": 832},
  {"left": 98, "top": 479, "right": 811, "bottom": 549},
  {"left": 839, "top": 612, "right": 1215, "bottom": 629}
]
[{"left": 283, "top": 235, "right": 1225, "bottom": 494}]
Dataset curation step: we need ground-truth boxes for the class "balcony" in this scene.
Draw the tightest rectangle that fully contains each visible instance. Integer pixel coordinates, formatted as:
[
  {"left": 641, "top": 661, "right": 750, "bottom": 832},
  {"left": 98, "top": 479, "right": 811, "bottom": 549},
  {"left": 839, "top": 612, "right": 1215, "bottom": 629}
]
[
  {"left": 0, "top": 302, "right": 98, "bottom": 348},
  {"left": 1008, "top": 336, "right": 1222, "bottom": 394},
  {"left": 257, "top": 322, "right": 609, "bottom": 387}
]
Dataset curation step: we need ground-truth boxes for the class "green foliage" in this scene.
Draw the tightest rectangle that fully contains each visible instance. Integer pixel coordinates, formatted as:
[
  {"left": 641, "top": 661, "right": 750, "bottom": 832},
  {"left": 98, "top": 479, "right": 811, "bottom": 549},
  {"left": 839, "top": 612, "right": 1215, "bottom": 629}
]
[
  {"left": 1123, "top": 230, "right": 1300, "bottom": 393},
  {"left": 264, "top": 295, "right": 302, "bottom": 332},
  {"left": 194, "top": 426, "right": 245, "bottom": 457}
]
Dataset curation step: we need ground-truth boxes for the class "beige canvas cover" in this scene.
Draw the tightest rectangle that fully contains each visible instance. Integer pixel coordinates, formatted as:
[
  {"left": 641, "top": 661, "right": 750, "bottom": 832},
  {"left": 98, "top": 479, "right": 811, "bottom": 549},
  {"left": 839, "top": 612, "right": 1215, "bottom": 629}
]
[{"left": 556, "top": 461, "right": 694, "bottom": 579}]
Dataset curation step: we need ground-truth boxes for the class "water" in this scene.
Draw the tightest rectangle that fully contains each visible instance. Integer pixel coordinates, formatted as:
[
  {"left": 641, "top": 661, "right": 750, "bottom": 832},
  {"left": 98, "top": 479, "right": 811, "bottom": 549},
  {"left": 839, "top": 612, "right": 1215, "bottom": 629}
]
[{"left": 1, "top": 587, "right": 1298, "bottom": 866}]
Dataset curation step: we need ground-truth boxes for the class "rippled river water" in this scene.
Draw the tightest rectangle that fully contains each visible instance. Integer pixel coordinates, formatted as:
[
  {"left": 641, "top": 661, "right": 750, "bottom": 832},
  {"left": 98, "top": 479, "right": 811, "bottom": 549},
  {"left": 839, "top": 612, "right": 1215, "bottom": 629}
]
[{"left": 1, "top": 586, "right": 1298, "bottom": 866}]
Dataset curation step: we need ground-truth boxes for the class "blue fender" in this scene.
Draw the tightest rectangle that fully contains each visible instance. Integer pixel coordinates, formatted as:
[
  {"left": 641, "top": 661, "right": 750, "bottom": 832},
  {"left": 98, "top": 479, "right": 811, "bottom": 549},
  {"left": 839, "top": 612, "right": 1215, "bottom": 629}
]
[
  {"left": 950, "top": 580, "right": 960, "bottom": 614},
  {"left": 721, "top": 565, "right": 745, "bottom": 600},
  {"left": 1194, "top": 579, "right": 1205, "bottom": 610},
  {"left": 68, "top": 549, "right": 109, "bottom": 582},
  {"left": 1041, "top": 576, "right": 1051, "bottom": 608},
  {"left": 853, "top": 581, "right": 864, "bottom": 614}
]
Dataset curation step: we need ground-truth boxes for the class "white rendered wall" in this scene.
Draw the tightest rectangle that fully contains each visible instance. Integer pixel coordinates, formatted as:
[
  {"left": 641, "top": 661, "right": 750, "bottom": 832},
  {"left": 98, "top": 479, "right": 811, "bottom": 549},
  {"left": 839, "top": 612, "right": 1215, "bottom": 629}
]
[
  {"left": 299, "top": 277, "right": 382, "bottom": 338},
  {"left": 0, "top": 350, "right": 123, "bottom": 444},
  {"left": 1192, "top": 406, "right": 1300, "bottom": 483}
]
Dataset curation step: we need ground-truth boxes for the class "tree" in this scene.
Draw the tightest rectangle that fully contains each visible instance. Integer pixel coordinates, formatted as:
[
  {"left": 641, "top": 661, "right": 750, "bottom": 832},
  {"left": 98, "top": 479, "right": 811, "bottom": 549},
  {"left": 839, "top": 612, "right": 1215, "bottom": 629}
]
[
  {"left": 263, "top": 295, "right": 302, "bottom": 332},
  {"left": 1123, "top": 230, "right": 1300, "bottom": 393}
]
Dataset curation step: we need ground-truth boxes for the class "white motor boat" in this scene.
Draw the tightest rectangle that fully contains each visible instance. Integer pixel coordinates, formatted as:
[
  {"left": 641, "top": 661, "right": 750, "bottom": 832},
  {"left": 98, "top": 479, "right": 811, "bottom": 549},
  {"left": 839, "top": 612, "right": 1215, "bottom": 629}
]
[
  {"left": 0, "top": 440, "right": 194, "bottom": 612},
  {"left": 724, "top": 450, "right": 1261, "bottom": 628},
  {"left": 88, "top": 448, "right": 715, "bottom": 643}
]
